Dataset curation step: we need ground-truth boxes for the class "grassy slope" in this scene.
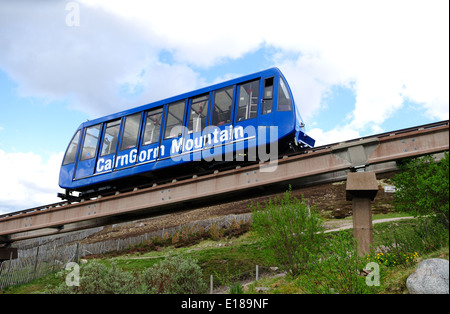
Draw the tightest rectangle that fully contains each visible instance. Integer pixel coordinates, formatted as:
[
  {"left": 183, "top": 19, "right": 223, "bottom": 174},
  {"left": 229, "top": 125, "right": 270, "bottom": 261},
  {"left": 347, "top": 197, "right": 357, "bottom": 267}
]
[{"left": 1, "top": 214, "right": 448, "bottom": 294}]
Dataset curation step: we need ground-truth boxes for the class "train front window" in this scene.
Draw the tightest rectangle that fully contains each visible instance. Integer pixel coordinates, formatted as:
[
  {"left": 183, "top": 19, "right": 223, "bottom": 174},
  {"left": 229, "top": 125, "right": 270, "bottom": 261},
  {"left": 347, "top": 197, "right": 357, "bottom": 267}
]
[
  {"left": 80, "top": 124, "right": 101, "bottom": 161},
  {"left": 188, "top": 94, "right": 209, "bottom": 133},
  {"left": 277, "top": 78, "right": 292, "bottom": 111},
  {"left": 63, "top": 130, "right": 80, "bottom": 165},
  {"left": 143, "top": 107, "right": 163, "bottom": 145},
  {"left": 212, "top": 86, "right": 234, "bottom": 126},
  {"left": 164, "top": 100, "right": 186, "bottom": 140},
  {"left": 120, "top": 113, "right": 141, "bottom": 151},
  {"left": 237, "top": 79, "right": 260, "bottom": 121},
  {"left": 100, "top": 120, "right": 120, "bottom": 156}
]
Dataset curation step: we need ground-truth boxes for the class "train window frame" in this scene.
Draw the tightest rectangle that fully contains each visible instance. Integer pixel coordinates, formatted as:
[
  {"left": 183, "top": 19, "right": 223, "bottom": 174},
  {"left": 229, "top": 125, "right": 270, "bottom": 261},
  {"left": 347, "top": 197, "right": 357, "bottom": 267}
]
[
  {"left": 163, "top": 100, "right": 186, "bottom": 140},
  {"left": 236, "top": 79, "right": 260, "bottom": 122},
  {"left": 212, "top": 86, "right": 234, "bottom": 126},
  {"left": 262, "top": 77, "right": 274, "bottom": 115},
  {"left": 120, "top": 113, "right": 142, "bottom": 151},
  {"left": 80, "top": 124, "right": 101, "bottom": 161},
  {"left": 277, "top": 77, "right": 293, "bottom": 112},
  {"left": 100, "top": 119, "right": 121, "bottom": 157},
  {"left": 62, "top": 130, "right": 81, "bottom": 165},
  {"left": 187, "top": 94, "right": 209, "bottom": 133},
  {"left": 142, "top": 107, "right": 164, "bottom": 146}
]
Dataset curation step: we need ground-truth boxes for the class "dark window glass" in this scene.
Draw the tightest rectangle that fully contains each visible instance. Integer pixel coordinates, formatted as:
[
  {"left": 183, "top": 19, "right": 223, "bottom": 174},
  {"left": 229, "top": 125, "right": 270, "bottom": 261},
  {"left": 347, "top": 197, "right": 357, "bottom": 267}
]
[
  {"left": 188, "top": 94, "right": 209, "bottom": 133},
  {"left": 212, "top": 86, "right": 234, "bottom": 126},
  {"left": 80, "top": 124, "right": 101, "bottom": 161},
  {"left": 100, "top": 120, "right": 120, "bottom": 156},
  {"left": 237, "top": 79, "right": 260, "bottom": 121},
  {"left": 143, "top": 107, "right": 163, "bottom": 145},
  {"left": 277, "top": 78, "right": 293, "bottom": 111},
  {"left": 120, "top": 113, "right": 141, "bottom": 151},
  {"left": 262, "top": 77, "right": 274, "bottom": 115},
  {"left": 63, "top": 130, "right": 81, "bottom": 165},
  {"left": 164, "top": 100, "right": 186, "bottom": 139}
]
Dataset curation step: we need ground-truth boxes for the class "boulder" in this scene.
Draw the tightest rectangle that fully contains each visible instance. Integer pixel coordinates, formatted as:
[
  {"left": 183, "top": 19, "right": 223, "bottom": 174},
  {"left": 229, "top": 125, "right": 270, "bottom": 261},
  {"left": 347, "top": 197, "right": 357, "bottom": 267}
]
[{"left": 406, "top": 258, "right": 449, "bottom": 294}]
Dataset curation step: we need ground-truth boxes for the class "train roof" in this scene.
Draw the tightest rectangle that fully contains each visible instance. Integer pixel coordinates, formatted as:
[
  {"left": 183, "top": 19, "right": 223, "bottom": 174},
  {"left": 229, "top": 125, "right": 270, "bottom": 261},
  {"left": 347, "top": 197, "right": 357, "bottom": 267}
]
[{"left": 80, "top": 67, "right": 287, "bottom": 128}]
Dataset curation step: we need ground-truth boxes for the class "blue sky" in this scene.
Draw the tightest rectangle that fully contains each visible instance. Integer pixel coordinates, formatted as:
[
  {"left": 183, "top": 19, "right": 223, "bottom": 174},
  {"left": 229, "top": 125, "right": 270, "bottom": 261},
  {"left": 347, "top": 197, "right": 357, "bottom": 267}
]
[{"left": 0, "top": 0, "right": 448, "bottom": 214}]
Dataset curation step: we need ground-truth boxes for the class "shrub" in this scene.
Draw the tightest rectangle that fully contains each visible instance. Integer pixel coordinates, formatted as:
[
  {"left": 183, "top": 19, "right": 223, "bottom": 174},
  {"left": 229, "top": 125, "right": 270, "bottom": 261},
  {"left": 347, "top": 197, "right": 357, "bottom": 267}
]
[
  {"left": 251, "top": 187, "right": 324, "bottom": 276},
  {"left": 299, "top": 231, "right": 379, "bottom": 294},
  {"left": 374, "top": 218, "right": 449, "bottom": 260},
  {"left": 392, "top": 152, "right": 449, "bottom": 229},
  {"left": 47, "top": 261, "right": 145, "bottom": 294},
  {"left": 141, "top": 255, "right": 207, "bottom": 294},
  {"left": 367, "top": 252, "right": 419, "bottom": 267}
]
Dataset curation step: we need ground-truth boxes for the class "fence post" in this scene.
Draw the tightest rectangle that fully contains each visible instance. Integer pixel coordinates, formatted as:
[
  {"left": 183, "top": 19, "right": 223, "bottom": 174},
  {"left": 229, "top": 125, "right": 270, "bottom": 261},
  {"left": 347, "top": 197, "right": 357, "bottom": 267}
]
[
  {"left": 256, "top": 265, "right": 259, "bottom": 281},
  {"left": 73, "top": 242, "right": 80, "bottom": 263},
  {"left": 33, "top": 246, "right": 40, "bottom": 280},
  {"left": 210, "top": 275, "right": 213, "bottom": 294}
]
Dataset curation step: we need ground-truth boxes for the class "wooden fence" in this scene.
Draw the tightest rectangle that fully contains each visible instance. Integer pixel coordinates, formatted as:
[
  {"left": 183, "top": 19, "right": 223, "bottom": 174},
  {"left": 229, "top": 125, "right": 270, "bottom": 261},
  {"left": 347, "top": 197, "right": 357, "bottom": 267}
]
[{"left": 0, "top": 213, "right": 252, "bottom": 290}]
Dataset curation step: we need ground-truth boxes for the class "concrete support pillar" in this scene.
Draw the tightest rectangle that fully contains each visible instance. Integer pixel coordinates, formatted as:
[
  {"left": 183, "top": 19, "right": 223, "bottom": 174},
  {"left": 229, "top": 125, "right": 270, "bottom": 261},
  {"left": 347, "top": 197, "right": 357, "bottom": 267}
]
[{"left": 346, "top": 171, "right": 378, "bottom": 256}]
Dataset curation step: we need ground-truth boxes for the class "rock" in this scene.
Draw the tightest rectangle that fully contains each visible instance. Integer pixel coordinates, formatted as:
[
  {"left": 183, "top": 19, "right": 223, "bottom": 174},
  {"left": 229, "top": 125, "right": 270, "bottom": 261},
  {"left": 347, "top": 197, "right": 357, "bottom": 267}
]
[
  {"left": 255, "top": 287, "right": 270, "bottom": 293},
  {"left": 406, "top": 258, "right": 449, "bottom": 294}
]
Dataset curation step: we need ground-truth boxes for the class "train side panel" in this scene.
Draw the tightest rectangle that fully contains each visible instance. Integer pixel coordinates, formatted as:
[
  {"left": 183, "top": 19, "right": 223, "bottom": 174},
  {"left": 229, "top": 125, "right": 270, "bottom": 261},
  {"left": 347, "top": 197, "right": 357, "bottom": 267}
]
[{"left": 59, "top": 68, "right": 313, "bottom": 195}]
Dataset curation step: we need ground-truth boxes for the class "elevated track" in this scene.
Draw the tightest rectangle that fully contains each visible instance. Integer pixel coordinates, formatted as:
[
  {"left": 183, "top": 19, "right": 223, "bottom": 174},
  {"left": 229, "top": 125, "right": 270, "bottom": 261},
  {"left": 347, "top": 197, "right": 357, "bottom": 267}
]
[{"left": 1, "top": 120, "right": 448, "bottom": 245}]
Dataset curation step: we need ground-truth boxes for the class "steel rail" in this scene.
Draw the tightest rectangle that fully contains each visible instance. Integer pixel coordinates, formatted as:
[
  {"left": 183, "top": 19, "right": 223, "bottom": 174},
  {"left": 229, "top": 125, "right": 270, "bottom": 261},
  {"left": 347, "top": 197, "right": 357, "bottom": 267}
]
[{"left": 1, "top": 120, "right": 448, "bottom": 243}]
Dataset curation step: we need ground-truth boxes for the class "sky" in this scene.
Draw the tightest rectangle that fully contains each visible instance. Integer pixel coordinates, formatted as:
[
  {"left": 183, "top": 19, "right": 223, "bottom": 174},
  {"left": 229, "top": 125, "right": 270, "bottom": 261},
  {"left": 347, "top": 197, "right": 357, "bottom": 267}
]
[{"left": 0, "top": 0, "right": 448, "bottom": 214}]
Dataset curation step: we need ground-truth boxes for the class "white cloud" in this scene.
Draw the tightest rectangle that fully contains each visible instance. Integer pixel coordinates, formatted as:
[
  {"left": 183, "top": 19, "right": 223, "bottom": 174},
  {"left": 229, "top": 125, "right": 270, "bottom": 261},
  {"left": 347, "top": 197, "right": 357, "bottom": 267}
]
[
  {"left": 0, "top": 0, "right": 448, "bottom": 157},
  {"left": 1, "top": 0, "right": 447, "bottom": 128},
  {"left": 308, "top": 126, "right": 361, "bottom": 147},
  {"left": 0, "top": 150, "right": 64, "bottom": 214}
]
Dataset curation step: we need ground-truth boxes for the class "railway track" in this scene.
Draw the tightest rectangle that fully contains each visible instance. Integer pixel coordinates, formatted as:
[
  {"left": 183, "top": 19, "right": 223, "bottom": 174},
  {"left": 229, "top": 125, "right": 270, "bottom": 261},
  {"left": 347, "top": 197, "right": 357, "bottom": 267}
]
[{"left": 1, "top": 120, "right": 448, "bottom": 246}]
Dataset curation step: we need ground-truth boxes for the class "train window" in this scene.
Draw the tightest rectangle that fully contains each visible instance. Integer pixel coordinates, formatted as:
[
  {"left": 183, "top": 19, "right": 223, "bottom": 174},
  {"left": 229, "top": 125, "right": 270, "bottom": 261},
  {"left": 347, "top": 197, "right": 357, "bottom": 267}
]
[
  {"left": 277, "top": 78, "right": 292, "bottom": 111},
  {"left": 164, "top": 100, "right": 186, "bottom": 139},
  {"left": 143, "top": 107, "right": 163, "bottom": 145},
  {"left": 188, "top": 94, "right": 209, "bottom": 133},
  {"left": 63, "top": 130, "right": 81, "bottom": 165},
  {"left": 80, "top": 124, "right": 101, "bottom": 161},
  {"left": 100, "top": 120, "right": 120, "bottom": 156},
  {"left": 120, "top": 113, "right": 141, "bottom": 151},
  {"left": 262, "top": 77, "right": 274, "bottom": 115},
  {"left": 212, "top": 86, "right": 234, "bottom": 126},
  {"left": 237, "top": 79, "right": 260, "bottom": 121}
]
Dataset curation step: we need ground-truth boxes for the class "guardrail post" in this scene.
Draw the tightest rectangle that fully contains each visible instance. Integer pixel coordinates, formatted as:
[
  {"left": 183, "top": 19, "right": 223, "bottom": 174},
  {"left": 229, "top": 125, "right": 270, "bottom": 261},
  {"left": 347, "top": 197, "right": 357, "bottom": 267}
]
[{"left": 346, "top": 171, "right": 379, "bottom": 256}]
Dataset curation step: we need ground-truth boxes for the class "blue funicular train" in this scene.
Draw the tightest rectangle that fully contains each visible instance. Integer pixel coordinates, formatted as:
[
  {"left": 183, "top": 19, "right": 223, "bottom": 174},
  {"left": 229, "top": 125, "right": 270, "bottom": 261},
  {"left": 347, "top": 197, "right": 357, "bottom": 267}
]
[{"left": 58, "top": 67, "right": 315, "bottom": 200}]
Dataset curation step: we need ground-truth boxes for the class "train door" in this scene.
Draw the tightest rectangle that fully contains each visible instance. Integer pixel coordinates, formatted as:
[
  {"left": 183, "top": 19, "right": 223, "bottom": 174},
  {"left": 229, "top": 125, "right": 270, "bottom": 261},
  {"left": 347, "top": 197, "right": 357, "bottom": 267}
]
[
  {"left": 159, "top": 100, "right": 187, "bottom": 160},
  {"left": 137, "top": 107, "right": 165, "bottom": 164},
  {"left": 114, "top": 113, "right": 142, "bottom": 170},
  {"left": 259, "top": 76, "right": 275, "bottom": 126},
  {"left": 234, "top": 79, "right": 260, "bottom": 159},
  {"left": 74, "top": 123, "right": 102, "bottom": 179},
  {"left": 184, "top": 94, "right": 209, "bottom": 161},
  {"left": 258, "top": 75, "right": 276, "bottom": 147},
  {"left": 205, "top": 86, "right": 235, "bottom": 160}
]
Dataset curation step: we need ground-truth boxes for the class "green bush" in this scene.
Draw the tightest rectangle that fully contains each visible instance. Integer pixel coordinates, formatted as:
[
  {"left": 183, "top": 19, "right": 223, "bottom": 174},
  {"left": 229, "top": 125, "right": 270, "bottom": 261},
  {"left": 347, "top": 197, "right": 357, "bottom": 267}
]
[
  {"left": 251, "top": 187, "right": 324, "bottom": 276},
  {"left": 47, "top": 261, "right": 145, "bottom": 294},
  {"left": 298, "top": 231, "right": 379, "bottom": 294},
  {"left": 392, "top": 152, "right": 449, "bottom": 229},
  {"left": 47, "top": 256, "right": 207, "bottom": 294},
  {"left": 374, "top": 218, "right": 449, "bottom": 261},
  {"left": 141, "top": 255, "right": 207, "bottom": 294}
]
